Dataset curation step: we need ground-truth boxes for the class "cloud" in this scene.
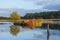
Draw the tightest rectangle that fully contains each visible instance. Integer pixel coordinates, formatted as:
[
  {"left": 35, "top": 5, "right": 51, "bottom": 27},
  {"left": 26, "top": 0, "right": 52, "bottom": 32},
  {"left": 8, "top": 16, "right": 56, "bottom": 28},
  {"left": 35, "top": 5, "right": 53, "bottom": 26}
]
[
  {"left": 29, "top": 0, "right": 60, "bottom": 5},
  {"left": 23, "top": 0, "right": 60, "bottom": 5},
  {"left": 34, "top": 0, "right": 60, "bottom": 10},
  {"left": 0, "top": 0, "right": 60, "bottom": 16},
  {"left": 0, "top": 0, "right": 60, "bottom": 10},
  {"left": 22, "top": 0, "right": 60, "bottom": 10},
  {"left": 44, "top": 5, "right": 60, "bottom": 10}
]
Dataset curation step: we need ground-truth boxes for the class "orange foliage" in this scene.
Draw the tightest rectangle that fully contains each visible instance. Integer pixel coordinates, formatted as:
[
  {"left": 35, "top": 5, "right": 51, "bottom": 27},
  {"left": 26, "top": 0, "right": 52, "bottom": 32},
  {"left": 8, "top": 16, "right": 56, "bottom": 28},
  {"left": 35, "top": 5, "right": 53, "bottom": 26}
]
[
  {"left": 29, "top": 20, "right": 35, "bottom": 29},
  {"left": 22, "top": 19, "right": 43, "bottom": 29},
  {"left": 23, "top": 19, "right": 35, "bottom": 29}
]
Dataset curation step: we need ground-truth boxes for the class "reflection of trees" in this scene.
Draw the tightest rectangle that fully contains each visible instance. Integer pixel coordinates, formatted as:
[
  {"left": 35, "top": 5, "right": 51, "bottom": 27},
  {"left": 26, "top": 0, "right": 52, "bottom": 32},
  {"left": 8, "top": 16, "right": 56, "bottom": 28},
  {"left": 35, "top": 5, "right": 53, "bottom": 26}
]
[{"left": 10, "top": 25, "right": 20, "bottom": 36}]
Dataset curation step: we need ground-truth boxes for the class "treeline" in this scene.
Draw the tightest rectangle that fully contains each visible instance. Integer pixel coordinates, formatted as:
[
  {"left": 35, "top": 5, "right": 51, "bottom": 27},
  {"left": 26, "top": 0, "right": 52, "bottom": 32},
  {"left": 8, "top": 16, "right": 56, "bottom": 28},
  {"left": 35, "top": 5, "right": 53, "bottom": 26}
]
[
  {"left": 22, "top": 11, "right": 60, "bottom": 30},
  {"left": 0, "top": 17, "right": 10, "bottom": 19},
  {"left": 22, "top": 11, "right": 60, "bottom": 19}
]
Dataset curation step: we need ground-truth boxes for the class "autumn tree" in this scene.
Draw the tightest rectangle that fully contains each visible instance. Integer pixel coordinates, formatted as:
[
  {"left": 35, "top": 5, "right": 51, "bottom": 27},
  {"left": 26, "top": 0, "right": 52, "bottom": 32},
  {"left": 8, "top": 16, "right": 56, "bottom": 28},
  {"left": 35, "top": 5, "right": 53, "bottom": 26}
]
[{"left": 10, "top": 12, "right": 21, "bottom": 23}]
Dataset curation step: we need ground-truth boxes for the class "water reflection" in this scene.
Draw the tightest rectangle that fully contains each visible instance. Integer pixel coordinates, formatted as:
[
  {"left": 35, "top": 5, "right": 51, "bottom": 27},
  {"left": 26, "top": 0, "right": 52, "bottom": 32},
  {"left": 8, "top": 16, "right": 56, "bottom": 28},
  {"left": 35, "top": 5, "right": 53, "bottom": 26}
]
[
  {"left": 9, "top": 24, "right": 50, "bottom": 40},
  {"left": 10, "top": 25, "right": 20, "bottom": 36},
  {"left": 0, "top": 23, "right": 60, "bottom": 40}
]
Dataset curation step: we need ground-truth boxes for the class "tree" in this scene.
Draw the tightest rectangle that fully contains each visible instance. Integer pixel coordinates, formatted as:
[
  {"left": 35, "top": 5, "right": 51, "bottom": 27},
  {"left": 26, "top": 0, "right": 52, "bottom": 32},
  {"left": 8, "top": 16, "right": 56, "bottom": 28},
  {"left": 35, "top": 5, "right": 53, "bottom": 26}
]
[{"left": 10, "top": 12, "right": 21, "bottom": 23}]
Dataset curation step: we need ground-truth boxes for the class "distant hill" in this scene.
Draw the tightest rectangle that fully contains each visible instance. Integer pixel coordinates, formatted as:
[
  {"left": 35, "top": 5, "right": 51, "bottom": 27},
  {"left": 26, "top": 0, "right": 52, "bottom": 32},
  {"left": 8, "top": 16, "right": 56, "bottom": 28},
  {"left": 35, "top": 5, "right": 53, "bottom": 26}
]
[
  {"left": 22, "top": 11, "right": 60, "bottom": 19},
  {"left": 0, "top": 8, "right": 58, "bottom": 17}
]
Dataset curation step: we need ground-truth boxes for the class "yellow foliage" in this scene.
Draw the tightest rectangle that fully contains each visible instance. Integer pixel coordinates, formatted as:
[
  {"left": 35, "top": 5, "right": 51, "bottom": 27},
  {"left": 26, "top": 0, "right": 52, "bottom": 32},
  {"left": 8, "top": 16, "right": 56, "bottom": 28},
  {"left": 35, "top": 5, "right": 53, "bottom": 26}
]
[
  {"left": 10, "top": 12, "right": 21, "bottom": 23},
  {"left": 35, "top": 19, "right": 43, "bottom": 27}
]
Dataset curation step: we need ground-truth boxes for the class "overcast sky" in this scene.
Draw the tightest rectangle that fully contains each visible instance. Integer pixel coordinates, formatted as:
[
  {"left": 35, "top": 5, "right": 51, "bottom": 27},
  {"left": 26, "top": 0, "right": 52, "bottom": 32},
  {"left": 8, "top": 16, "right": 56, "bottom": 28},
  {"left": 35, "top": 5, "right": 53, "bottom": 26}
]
[{"left": 0, "top": 0, "right": 60, "bottom": 17}]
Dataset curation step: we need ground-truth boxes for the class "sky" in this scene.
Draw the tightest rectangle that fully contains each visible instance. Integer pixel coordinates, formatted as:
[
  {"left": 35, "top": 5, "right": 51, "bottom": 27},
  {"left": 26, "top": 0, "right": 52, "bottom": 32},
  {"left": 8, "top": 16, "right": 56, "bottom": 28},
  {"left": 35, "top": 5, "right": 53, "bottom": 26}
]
[{"left": 0, "top": 0, "right": 60, "bottom": 17}]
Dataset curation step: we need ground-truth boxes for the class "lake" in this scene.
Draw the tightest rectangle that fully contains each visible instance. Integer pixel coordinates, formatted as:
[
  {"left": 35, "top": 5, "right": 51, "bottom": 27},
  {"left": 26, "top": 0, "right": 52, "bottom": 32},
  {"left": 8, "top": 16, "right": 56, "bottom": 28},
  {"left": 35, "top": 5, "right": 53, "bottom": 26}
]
[{"left": 0, "top": 22, "right": 60, "bottom": 40}]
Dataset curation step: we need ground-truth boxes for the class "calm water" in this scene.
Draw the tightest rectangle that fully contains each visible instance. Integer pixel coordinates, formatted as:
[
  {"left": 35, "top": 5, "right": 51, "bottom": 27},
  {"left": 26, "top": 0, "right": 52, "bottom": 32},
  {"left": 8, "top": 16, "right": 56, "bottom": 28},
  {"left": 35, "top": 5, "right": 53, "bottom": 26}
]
[{"left": 0, "top": 22, "right": 60, "bottom": 40}]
